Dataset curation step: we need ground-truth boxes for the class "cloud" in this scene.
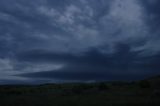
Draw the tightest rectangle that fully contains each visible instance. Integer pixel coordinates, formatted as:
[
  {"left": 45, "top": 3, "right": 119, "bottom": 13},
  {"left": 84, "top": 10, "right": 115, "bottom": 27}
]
[
  {"left": 0, "top": 0, "right": 153, "bottom": 55},
  {"left": 0, "top": 0, "right": 160, "bottom": 83},
  {"left": 31, "top": 0, "right": 150, "bottom": 55},
  {"left": 147, "top": 0, "right": 158, "bottom": 4},
  {"left": 0, "top": 58, "right": 13, "bottom": 72},
  {"left": 17, "top": 46, "right": 160, "bottom": 81},
  {"left": 0, "top": 58, "right": 26, "bottom": 81}
]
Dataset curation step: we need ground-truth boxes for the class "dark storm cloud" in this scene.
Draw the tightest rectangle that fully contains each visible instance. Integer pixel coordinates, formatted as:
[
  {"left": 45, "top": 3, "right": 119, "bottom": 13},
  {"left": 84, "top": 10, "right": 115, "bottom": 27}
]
[
  {"left": 141, "top": 0, "right": 160, "bottom": 31},
  {"left": 18, "top": 44, "right": 160, "bottom": 81},
  {"left": 0, "top": 0, "right": 160, "bottom": 83}
]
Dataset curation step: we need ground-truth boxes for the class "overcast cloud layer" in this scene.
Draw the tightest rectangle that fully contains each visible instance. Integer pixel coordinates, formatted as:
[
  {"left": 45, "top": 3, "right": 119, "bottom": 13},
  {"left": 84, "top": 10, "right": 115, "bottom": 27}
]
[{"left": 0, "top": 0, "right": 160, "bottom": 84}]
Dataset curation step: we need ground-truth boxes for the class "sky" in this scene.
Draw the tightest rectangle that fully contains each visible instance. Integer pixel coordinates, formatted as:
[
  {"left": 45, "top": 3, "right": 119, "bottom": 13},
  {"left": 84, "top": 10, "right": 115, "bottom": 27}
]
[{"left": 0, "top": 0, "right": 160, "bottom": 84}]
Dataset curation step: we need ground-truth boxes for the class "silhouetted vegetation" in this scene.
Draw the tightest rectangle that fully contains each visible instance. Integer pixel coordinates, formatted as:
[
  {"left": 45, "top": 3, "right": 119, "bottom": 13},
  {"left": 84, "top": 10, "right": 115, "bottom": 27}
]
[
  {"left": 97, "top": 83, "right": 109, "bottom": 91},
  {"left": 0, "top": 76, "right": 160, "bottom": 106},
  {"left": 138, "top": 80, "right": 151, "bottom": 88}
]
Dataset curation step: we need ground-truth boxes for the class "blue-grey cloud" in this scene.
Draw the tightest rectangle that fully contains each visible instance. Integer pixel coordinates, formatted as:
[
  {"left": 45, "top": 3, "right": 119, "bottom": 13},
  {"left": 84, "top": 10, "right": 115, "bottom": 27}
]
[
  {"left": 18, "top": 44, "right": 160, "bottom": 81},
  {"left": 0, "top": 0, "right": 160, "bottom": 83}
]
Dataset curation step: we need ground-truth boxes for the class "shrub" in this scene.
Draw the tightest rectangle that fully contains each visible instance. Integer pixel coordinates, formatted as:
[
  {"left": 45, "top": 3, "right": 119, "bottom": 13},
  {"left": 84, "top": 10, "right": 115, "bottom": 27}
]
[
  {"left": 152, "top": 90, "right": 160, "bottom": 97},
  {"left": 138, "top": 80, "right": 151, "bottom": 88},
  {"left": 71, "top": 84, "right": 95, "bottom": 94},
  {"left": 97, "top": 83, "right": 109, "bottom": 91}
]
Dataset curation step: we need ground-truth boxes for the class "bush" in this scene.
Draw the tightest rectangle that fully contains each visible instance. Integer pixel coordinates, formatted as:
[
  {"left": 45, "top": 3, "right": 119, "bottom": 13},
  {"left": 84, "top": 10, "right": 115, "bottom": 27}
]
[
  {"left": 98, "top": 83, "right": 109, "bottom": 91},
  {"left": 152, "top": 90, "right": 160, "bottom": 97},
  {"left": 138, "top": 80, "right": 151, "bottom": 88}
]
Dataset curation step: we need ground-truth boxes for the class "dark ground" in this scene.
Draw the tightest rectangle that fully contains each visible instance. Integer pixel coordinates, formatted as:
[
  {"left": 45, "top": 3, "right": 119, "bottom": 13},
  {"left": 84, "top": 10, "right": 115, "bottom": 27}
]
[{"left": 0, "top": 76, "right": 160, "bottom": 106}]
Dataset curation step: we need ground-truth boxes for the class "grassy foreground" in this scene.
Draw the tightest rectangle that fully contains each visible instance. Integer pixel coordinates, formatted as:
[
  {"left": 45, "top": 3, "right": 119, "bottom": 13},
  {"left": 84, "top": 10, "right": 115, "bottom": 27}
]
[{"left": 0, "top": 77, "right": 160, "bottom": 106}]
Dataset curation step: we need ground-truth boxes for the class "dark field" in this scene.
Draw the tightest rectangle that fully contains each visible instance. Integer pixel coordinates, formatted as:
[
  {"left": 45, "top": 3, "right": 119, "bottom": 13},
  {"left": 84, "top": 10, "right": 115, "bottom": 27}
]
[{"left": 0, "top": 77, "right": 160, "bottom": 106}]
